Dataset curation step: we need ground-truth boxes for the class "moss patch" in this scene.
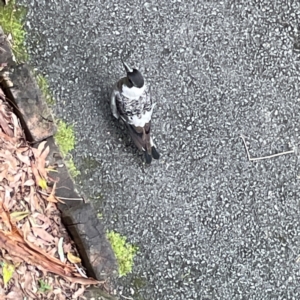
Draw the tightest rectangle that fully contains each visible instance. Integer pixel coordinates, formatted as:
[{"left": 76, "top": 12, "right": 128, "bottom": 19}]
[
  {"left": 0, "top": 0, "right": 27, "bottom": 61},
  {"left": 36, "top": 74, "right": 55, "bottom": 106},
  {"left": 54, "top": 120, "right": 75, "bottom": 157},
  {"left": 107, "top": 231, "right": 138, "bottom": 277},
  {"left": 54, "top": 120, "right": 81, "bottom": 179},
  {"left": 65, "top": 157, "right": 80, "bottom": 178}
]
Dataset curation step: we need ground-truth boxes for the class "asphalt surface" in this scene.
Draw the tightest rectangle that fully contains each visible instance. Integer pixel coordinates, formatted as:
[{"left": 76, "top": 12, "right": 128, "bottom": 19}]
[{"left": 20, "top": 0, "right": 300, "bottom": 299}]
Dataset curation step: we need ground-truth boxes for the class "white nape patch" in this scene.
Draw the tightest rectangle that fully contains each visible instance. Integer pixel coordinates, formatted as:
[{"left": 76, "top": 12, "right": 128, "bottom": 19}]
[
  {"left": 122, "top": 84, "right": 146, "bottom": 100},
  {"left": 130, "top": 103, "right": 156, "bottom": 127}
]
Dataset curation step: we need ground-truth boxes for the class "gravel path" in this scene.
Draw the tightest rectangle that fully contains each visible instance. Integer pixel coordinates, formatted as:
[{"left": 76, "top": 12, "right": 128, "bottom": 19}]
[{"left": 20, "top": 0, "right": 300, "bottom": 299}]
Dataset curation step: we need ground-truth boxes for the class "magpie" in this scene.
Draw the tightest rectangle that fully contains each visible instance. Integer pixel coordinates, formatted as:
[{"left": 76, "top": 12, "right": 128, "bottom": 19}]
[{"left": 110, "top": 61, "right": 160, "bottom": 164}]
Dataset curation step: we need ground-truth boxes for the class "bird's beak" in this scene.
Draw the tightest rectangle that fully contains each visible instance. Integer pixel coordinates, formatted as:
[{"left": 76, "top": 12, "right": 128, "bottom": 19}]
[{"left": 122, "top": 61, "right": 133, "bottom": 73}]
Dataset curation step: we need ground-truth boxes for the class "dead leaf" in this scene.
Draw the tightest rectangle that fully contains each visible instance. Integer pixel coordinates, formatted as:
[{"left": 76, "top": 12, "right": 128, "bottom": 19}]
[
  {"left": 47, "top": 247, "right": 57, "bottom": 258},
  {"left": 0, "top": 205, "right": 12, "bottom": 232},
  {"left": 31, "top": 161, "right": 42, "bottom": 187},
  {"left": 4, "top": 187, "right": 13, "bottom": 210},
  {"left": 0, "top": 93, "right": 96, "bottom": 297},
  {"left": 58, "top": 237, "right": 65, "bottom": 263},
  {"left": 5, "top": 289, "right": 23, "bottom": 300},
  {"left": 46, "top": 182, "right": 59, "bottom": 203},
  {"left": 24, "top": 179, "right": 35, "bottom": 186},
  {"left": 72, "top": 286, "right": 85, "bottom": 299},
  {"left": 38, "top": 178, "right": 47, "bottom": 190},
  {"left": 37, "top": 145, "right": 50, "bottom": 179},
  {"left": 21, "top": 220, "right": 31, "bottom": 241},
  {"left": 74, "top": 264, "right": 87, "bottom": 278},
  {"left": 32, "top": 227, "right": 54, "bottom": 243},
  {"left": 16, "top": 151, "right": 31, "bottom": 166},
  {"left": 37, "top": 141, "right": 47, "bottom": 156},
  {"left": 0, "top": 102, "right": 14, "bottom": 137},
  {"left": 67, "top": 253, "right": 81, "bottom": 264},
  {"left": 32, "top": 213, "right": 51, "bottom": 230},
  {"left": 0, "top": 130, "right": 17, "bottom": 143},
  {"left": 3, "top": 261, "right": 15, "bottom": 288},
  {"left": 10, "top": 210, "right": 29, "bottom": 222},
  {"left": 11, "top": 114, "right": 22, "bottom": 138},
  {"left": 0, "top": 230, "right": 74, "bottom": 276},
  {"left": 27, "top": 234, "right": 52, "bottom": 248},
  {"left": 64, "top": 276, "right": 101, "bottom": 285}
]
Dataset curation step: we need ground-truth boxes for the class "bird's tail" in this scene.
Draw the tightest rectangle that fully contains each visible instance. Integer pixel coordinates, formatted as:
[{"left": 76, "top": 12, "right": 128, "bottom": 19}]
[{"left": 127, "top": 122, "right": 160, "bottom": 164}]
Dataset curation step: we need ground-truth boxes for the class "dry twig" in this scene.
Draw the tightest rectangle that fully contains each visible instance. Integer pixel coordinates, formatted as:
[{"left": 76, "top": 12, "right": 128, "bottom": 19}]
[{"left": 240, "top": 134, "right": 295, "bottom": 161}]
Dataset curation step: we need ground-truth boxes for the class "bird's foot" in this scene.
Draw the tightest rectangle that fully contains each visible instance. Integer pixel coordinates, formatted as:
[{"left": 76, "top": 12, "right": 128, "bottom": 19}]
[
  {"left": 151, "top": 146, "right": 160, "bottom": 160},
  {"left": 144, "top": 151, "right": 152, "bottom": 164}
]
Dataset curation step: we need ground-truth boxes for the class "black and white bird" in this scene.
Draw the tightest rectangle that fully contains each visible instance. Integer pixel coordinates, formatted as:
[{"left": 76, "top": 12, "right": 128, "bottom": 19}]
[{"left": 110, "top": 61, "right": 160, "bottom": 164}]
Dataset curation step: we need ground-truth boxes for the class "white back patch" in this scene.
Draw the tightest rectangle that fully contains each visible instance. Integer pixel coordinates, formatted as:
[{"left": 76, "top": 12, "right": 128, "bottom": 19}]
[
  {"left": 122, "top": 84, "right": 146, "bottom": 100},
  {"left": 129, "top": 103, "right": 156, "bottom": 127}
]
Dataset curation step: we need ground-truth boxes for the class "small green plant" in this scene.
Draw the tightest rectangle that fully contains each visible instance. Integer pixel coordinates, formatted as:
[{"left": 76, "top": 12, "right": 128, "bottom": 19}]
[
  {"left": 38, "top": 279, "right": 51, "bottom": 293},
  {"left": 54, "top": 120, "right": 75, "bottom": 157},
  {"left": 65, "top": 157, "right": 80, "bottom": 178},
  {"left": 0, "top": 0, "right": 27, "bottom": 61},
  {"left": 54, "top": 121, "right": 80, "bottom": 177},
  {"left": 107, "top": 231, "right": 138, "bottom": 277},
  {"left": 36, "top": 74, "right": 55, "bottom": 106}
]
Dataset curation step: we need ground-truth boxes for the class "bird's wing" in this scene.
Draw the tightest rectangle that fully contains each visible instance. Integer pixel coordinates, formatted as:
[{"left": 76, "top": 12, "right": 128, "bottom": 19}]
[
  {"left": 127, "top": 121, "right": 152, "bottom": 153},
  {"left": 143, "top": 84, "right": 153, "bottom": 111},
  {"left": 111, "top": 78, "right": 128, "bottom": 119}
]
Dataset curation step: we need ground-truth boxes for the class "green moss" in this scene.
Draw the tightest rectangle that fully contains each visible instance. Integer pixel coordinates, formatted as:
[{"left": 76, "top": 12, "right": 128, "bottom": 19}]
[
  {"left": 54, "top": 120, "right": 75, "bottom": 157},
  {"left": 107, "top": 231, "right": 138, "bottom": 277},
  {"left": 54, "top": 121, "right": 81, "bottom": 178},
  {"left": 0, "top": 0, "right": 27, "bottom": 61},
  {"left": 65, "top": 157, "right": 80, "bottom": 178},
  {"left": 36, "top": 74, "right": 55, "bottom": 106}
]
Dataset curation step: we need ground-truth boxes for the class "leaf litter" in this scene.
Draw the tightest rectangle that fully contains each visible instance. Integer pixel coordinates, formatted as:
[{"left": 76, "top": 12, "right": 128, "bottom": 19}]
[{"left": 0, "top": 87, "right": 104, "bottom": 299}]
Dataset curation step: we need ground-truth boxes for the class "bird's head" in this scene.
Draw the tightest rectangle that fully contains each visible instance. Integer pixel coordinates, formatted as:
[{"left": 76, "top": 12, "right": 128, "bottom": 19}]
[{"left": 122, "top": 61, "right": 144, "bottom": 88}]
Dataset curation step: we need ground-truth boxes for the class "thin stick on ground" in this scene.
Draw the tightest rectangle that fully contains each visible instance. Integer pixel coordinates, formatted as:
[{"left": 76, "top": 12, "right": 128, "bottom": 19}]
[
  {"left": 37, "top": 190, "right": 84, "bottom": 201},
  {"left": 240, "top": 135, "right": 295, "bottom": 161},
  {"left": 120, "top": 295, "right": 134, "bottom": 300}
]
